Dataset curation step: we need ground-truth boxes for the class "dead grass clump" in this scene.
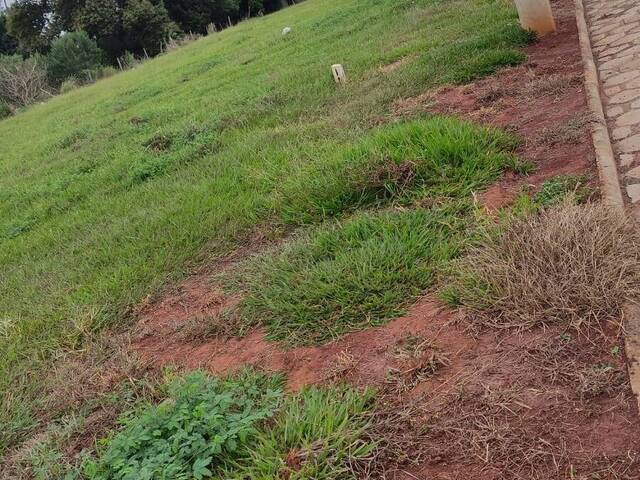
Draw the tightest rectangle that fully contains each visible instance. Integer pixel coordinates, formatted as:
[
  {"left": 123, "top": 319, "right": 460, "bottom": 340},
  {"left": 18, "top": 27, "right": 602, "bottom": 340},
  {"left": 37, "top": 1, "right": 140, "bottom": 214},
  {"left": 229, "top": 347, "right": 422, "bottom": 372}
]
[
  {"left": 476, "top": 85, "right": 508, "bottom": 106},
  {"left": 144, "top": 133, "right": 172, "bottom": 152},
  {"left": 415, "top": 384, "right": 638, "bottom": 479},
  {"left": 348, "top": 159, "right": 418, "bottom": 201},
  {"left": 448, "top": 202, "right": 640, "bottom": 330},
  {"left": 348, "top": 397, "right": 430, "bottom": 479},
  {"left": 416, "top": 385, "right": 562, "bottom": 478},
  {"left": 577, "top": 363, "right": 626, "bottom": 399},
  {"left": 392, "top": 334, "right": 432, "bottom": 360},
  {"left": 524, "top": 335, "right": 627, "bottom": 400},
  {"left": 177, "top": 307, "right": 244, "bottom": 343},
  {"left": 534, "top": 114, "right": 591, "bottom": 146},
  {"left": 323, "top": 350, "right": 359, "bottom": 383},
  {"left": 385, "top": 351, "right": 449, "bottom": 393},
  {"left": 522, "top": 72, "right": 583, "bottom": 99},
  {"left": 386, "top": 336, "right": 449, "bottom": 393}
]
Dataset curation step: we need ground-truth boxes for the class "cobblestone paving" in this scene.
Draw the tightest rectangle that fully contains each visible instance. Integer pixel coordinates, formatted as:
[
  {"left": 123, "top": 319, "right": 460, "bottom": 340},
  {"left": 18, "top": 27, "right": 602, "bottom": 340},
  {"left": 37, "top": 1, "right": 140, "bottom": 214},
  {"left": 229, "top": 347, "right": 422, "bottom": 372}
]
[{"left": 585, "top": 0, "right": 640, "bottom": 203}]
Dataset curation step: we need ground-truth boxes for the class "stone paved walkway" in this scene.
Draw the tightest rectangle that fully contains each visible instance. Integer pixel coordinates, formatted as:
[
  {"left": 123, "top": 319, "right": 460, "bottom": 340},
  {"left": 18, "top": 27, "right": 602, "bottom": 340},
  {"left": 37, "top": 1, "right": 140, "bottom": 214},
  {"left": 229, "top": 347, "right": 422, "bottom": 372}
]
[{"left": 584, "top": 0, "right": 640, "bottom": 203}]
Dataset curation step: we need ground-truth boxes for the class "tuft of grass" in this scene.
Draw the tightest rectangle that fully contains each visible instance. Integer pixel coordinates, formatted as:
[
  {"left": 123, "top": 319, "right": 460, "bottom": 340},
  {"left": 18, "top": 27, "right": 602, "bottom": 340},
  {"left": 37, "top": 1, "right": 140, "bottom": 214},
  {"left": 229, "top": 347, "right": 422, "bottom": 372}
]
[
  {"left": 577, "top": 363, "right": 626, "bottom": 399},
  {"left": 177, "top": 308, "right": 244, "bottom": 342},
  {"left": 534, "top": 115, "right": 591, "bottom": 147},
  {"left": 385, "top": 351, "right": 449, "bottom": 393},
  {"left": 235, "top": 204, "right": 472, "bottom": 345},
  {"left": 228, "top": 386, "right": 377, "bottom": 480},
  {"left": 443, "top": 202, "right": 640, "bottom": 330},
  {"left": 278, "top": 118, "right": 519, "bottom": 225}
]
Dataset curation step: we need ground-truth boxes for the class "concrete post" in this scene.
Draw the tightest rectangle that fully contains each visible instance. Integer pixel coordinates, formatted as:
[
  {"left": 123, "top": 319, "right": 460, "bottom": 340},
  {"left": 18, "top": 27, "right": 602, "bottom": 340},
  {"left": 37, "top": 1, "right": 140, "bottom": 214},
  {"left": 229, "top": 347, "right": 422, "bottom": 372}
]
[
  {"left": 514, "top": 0, "right": 556, "bottom": 37},
  {"left": 331, "top": 64, "right": 346, "bottom": 84}
]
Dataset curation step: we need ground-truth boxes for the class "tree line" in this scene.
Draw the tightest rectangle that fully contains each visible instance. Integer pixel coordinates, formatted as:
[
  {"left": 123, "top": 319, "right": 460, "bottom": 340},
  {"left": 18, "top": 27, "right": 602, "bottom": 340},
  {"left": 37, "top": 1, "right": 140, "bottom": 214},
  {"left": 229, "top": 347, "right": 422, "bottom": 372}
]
[
  {"left": 0, "top": 0, "right": 291, "bottom": 61},
  {"left": 0, "top": 0, "right": 292, "bottom": 117}
]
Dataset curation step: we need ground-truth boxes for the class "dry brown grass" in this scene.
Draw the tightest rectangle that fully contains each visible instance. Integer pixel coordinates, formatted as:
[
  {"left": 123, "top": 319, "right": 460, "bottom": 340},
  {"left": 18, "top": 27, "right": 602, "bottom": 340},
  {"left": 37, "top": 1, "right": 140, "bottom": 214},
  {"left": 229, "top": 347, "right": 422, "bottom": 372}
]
[
  {"left": 177, "top": 307, "right": 244, "bottom": 342},
  {"left": 448, "top": 202, "right": 640, "bottom": 330},
  {"left": 521, "top": 72, "right": 583, "bottom": 99},
  {"left": 475, "top": 72, "right": 583, "bottom": 107},
  {"left": 323, "top": 350, "right": 360, "bottom": 383},
  {"left": 348, "top": 396, "right": 431, "bottom": 479},
  {"left": 386, "top": 336, "right": 450, "bottom": 393},
  {"left": 533, "top": 114, "right": 592, "bottom": 147}
]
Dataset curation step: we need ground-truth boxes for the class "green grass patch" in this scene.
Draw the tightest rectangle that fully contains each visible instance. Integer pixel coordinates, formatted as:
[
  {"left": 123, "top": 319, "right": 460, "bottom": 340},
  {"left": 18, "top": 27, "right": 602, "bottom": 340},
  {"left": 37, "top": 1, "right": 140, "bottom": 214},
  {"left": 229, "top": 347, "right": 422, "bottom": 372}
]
[
  {"left": 277, "top": 117, "right": 519, "bottom": 225},
  {"left": 83, "top": 370, "right": 376, "bottom": 480},
  {"left": 235, "top": 204, "right": 472, "bottom": 345},
  {"left": 227, "top": 386, "right": 376, "bottom": 479}
]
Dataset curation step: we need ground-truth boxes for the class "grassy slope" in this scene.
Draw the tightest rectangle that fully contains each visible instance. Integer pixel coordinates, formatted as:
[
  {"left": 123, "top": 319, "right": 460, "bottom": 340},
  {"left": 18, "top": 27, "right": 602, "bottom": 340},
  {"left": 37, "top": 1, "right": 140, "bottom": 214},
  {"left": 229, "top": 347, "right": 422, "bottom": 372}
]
[{"left": 0, "top": 0, "right": 528, "bottom": 451}]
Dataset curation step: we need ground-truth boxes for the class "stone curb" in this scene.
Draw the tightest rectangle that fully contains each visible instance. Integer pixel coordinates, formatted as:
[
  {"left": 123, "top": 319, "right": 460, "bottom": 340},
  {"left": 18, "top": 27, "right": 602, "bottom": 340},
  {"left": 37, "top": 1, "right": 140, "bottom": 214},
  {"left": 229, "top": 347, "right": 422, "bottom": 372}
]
[
  {"left": 574, "top": 0, "right": 640, "bottom": 412},
  {"left": 574, "top": 0, "right": 625, "bottom": 208}
]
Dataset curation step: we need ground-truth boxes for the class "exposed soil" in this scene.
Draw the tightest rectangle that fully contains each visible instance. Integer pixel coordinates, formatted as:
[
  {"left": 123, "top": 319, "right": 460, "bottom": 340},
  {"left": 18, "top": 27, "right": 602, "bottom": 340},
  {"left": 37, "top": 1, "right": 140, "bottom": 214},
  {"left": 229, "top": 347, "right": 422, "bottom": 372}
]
[
  {"left": 45, "top": 0, "right": 640, "bottom": 478},
  {"left": 135, "top": 295, "right": 461, "bottom": 391}
]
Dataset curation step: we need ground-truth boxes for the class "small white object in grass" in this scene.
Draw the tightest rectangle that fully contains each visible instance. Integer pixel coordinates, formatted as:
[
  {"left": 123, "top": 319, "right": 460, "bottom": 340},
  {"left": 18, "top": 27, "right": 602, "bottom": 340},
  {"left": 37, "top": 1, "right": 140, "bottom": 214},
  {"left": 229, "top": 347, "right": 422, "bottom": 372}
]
[
  {"left": 282, "top": 27, "right": 291, "bottom": 36},
  {"left": 331, "top": 64, "right": 346, "bottom": 84}
]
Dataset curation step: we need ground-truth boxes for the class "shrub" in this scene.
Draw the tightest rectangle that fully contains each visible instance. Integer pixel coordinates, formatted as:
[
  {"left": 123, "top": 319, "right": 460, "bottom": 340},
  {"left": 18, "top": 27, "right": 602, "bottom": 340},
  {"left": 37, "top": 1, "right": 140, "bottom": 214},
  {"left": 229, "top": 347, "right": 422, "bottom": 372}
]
[
  {"left": 0, "top": 53, "right": 49, "bottom": 107},
  {"left": 444, "top": 202, "right": 640, "bottom": 330},
  {"left": 59, "top": 77, "right": 79, "bottom": 94},
  {"left": 96, "top": 65, "right": 118, "bottom": 79},
  {"left": 84, "top": 370, "right": 283, "bottom": 480},
  {"left": 85, "top": 65, "right": 118, "bottom": 82},
  {"left": 46, "top": 31, "right": 103, "bottom": 85},
  {"left": 117, "top": 50, "right": 138, "bottom": 70},
  {"left": 0, "top": 101, "right": 12, "bottom": 119}
]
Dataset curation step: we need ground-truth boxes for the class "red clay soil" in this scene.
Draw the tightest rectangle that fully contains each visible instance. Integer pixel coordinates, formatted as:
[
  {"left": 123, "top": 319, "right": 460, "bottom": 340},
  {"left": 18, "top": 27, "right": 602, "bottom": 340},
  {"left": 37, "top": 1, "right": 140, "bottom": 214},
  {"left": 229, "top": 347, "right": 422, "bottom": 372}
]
[{"left": 131, "top": 0, "right": 640, "bottom": 478}]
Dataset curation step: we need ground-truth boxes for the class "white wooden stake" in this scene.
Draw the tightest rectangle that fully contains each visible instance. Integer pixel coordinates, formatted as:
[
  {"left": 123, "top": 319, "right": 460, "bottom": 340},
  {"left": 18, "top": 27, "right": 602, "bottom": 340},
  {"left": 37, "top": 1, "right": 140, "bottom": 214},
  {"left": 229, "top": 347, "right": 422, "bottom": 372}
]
[
  {"left": 514, "top": 0, "right": 556, "bottom": 37},
  {"left": 331, "top": 64, "right": 346, "bottom": 84}
]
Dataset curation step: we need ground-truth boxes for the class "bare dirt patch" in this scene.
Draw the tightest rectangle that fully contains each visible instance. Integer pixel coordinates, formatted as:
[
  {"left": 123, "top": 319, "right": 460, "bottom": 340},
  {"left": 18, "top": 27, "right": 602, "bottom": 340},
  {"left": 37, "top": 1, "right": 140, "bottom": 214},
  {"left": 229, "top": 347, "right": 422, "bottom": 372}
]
[{"left": 134, "top": 295, "right": 464, "bottom": 392}]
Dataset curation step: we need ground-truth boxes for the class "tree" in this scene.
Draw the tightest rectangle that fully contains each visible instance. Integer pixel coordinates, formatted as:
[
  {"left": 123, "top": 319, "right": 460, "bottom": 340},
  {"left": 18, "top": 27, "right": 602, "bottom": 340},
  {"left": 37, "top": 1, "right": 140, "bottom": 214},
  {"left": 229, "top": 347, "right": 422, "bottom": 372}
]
[
  {"left": 75, "top": 0, "right": 124, "bottom": 61},
  {"left": 50, "top": 0, "right": 84, "bottom": 33},
  {"left": 164, "top": 0, "right": 266, "bottom": 34},
  {"left": 46, "top": 30, "right": 102, "bottom": 84},
  {"left": 241, "top": 0, "right": 264, "bottom": 17},
  {"left": 263, "top": 0, "right": 286, "bottom": 13},
  {"left": 5, "top": 0, "right": 51, "bottom": 53},
  {"left": 121, "top": 0, "right": 178, "bottom": 55},
  {"left": 0, "top": 14, "right": 18, "bottom": 54}
]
